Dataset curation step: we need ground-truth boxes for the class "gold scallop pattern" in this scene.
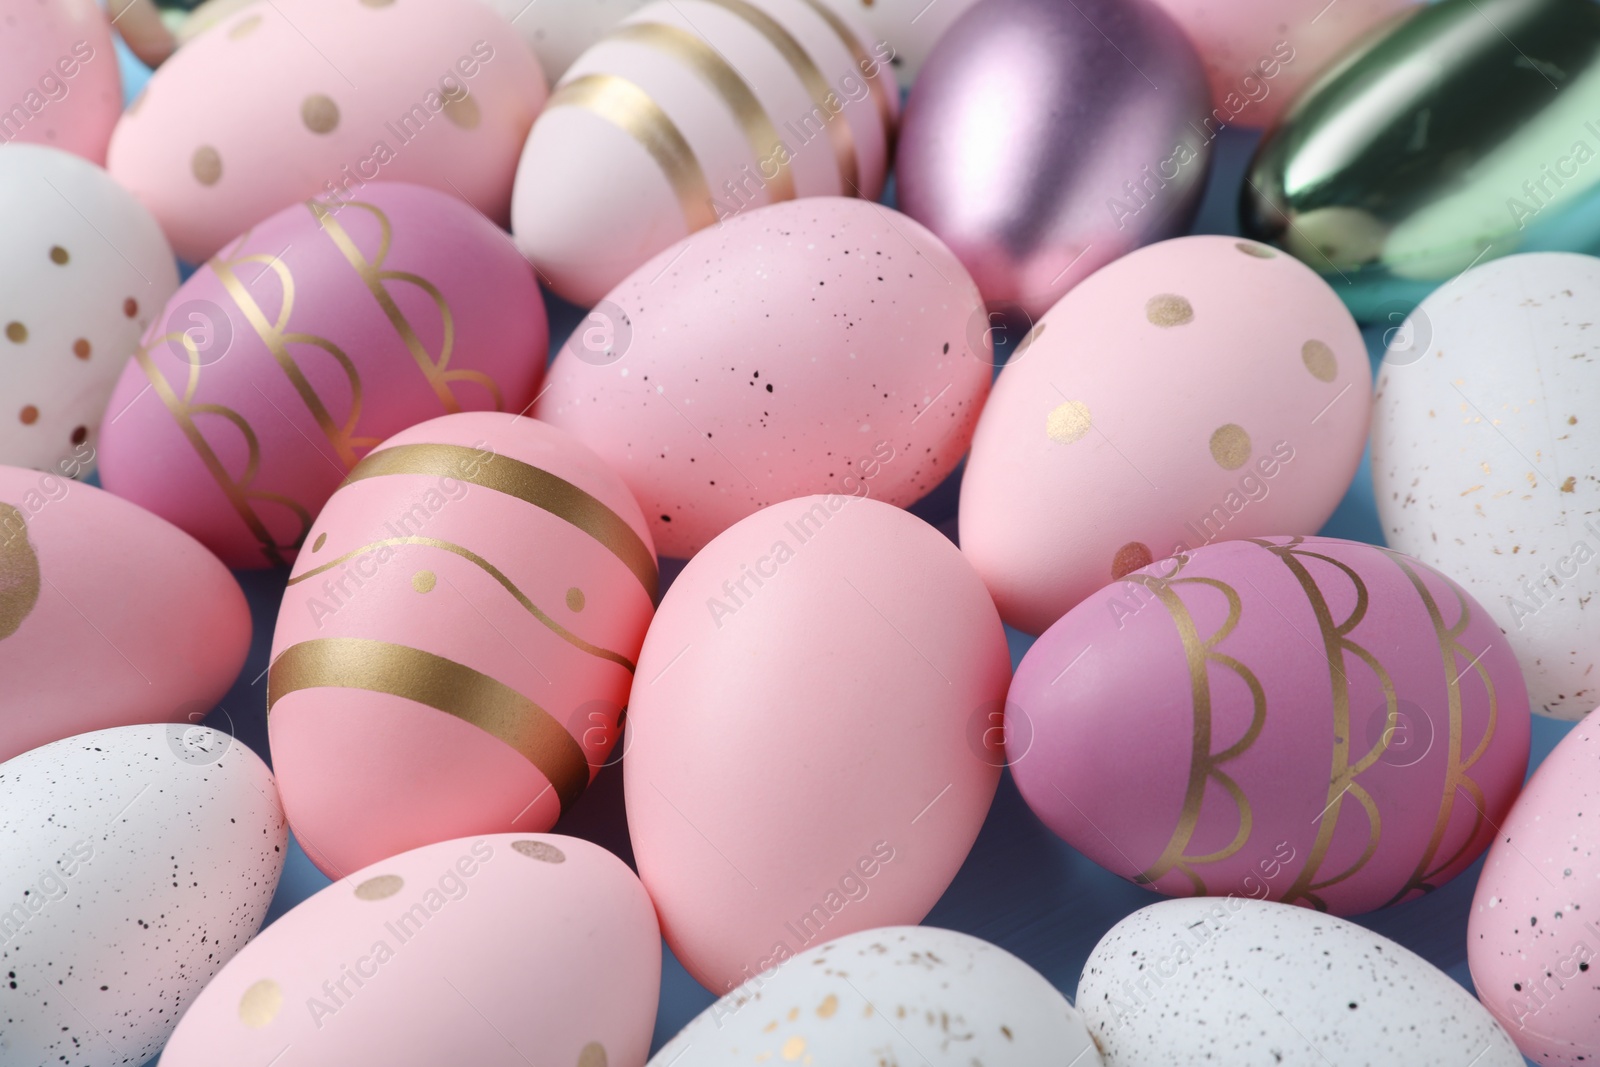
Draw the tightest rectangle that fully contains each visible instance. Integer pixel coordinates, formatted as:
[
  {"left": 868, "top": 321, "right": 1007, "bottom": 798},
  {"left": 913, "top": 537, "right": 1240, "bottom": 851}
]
[
  {"left": 5, "top": 322, "right": 25, "bottom": 343},
  {"left": 1302, "top": 339, "right": 1338, "bottom": 382},
  {"left": 0, "top": 503, "right": 42, "bottom": 640},
  {"left": 1111, "top": 541, "right": 1154, "bottom": 580},
  {"left": 72, "top": 339, "right": 90, "bottom": 360},
  {"left": 312, "top": 532, "right": 327, "bottom": 552},
  {"left": 1146, "top": 294, "right": 1194, "bottom": 327},
  {"left": 577, "top": 1042, "right": 607, "bottom": 1067},
  {"left": 1046, "top": 400, "right": 1092, "bottom": 444},
  {"left": 442, "top": 93, "right": 480, "bottom": 130},
  {"left": 411, "top": 570, "right": 436, "bottom": 593},
  {"left": 1210, "top": 424, "right": 1251, "bottom": 470},
  {"left": 511, "top": 840, "right": 566, "bottom": 863},
  {"left": 1236, "top": 241, "right": 1276, "bottom": 258},
  {"left": 18, "top": 405, "right": 37, "bottom": 426},
  {"left": 229, "top": 13, "right": 263, "bottom": 38},
  {"left": 353, "top": 874, "right": 404, "bottom": 900},
  {"left": 49, "top": 246, "right": 68, "bottom": 265},
  {"left": 566, "top": 587, "right": 585, "bottom": 612},
  {"left": 192, "top": 145, "right": 223, "bottom": 186},
  {"left": 238, "top": 979, "right": 283, "bottom": 1028},
  {"left": 301, "top": 93, "right": 341, "bottom": 134}
]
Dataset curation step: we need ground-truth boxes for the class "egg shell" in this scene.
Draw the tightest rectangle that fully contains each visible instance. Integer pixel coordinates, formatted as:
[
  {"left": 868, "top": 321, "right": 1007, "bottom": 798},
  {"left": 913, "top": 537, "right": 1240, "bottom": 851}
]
[
  {"left": 1008, "top": 535, "right": 1531, "bottom": 915},
  {"left": 651, "top": 925, "right": 1102, "bottom": 1066},
  {"left": 0, "top": 0, "right": 121, "bottom": 164},
  {"left": 0, "top": 724, "right": 287, "bottom": 1067},
  {"left": 625, "top": 495, "right": 1010, "bottom": 993},
  {"left": 1078, "top": 897, "right": 1524, "bottom": 1065},
  {"left": 1372, "top": 253, "right": 1600, "bottom": 720},
  {"left": 814, "top": 0, "right": 981, "bottom": 89},
  {"left": 96, "top": 182, "right": 548, "bottom": 571},
  {"left": 267, "top": 412, "right": 656, "bottom": 877},
  {"left": 107, "top": 0, "right": 545, "bottom": 265},
  {"left": 158, "top": 833, "right": 659, "bottom": 1066},
  {"left": 534, "top": 196, "right": 990, "bottom": 558},
  {"left": 0, "top": 465, "right": 250, "bottom": 764},
  {"left": 483, "top": 0, "right": 650, "bottom": 82},
  {"left": 512, "top": 0, "right": 897, "bottom": 306},
  {"left": 958, "top": 234, "right": 1372, "bottom": 634},
  {"left": 0, "top": 144, "right": 178, "bottom": 474}
]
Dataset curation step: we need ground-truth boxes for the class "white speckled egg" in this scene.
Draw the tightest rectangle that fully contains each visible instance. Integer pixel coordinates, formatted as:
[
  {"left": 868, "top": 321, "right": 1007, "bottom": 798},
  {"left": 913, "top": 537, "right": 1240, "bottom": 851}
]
[
  {"left": 1372, "top": 252, "right": 1600, "bottom": 719},
  {"left": 651, "top": 925, "right": 1102, "bottom": 1067},
  {"left": 0, "top": 724, "right": 286, "bottom": 1067},
  {"left": 483, "top": 0, "right": 649, "bottom": 81},
  {"left": 1078, "top": 897, "right": 1523, "bottom": 1066},
  {"left": 813, "top": 0, "right": 981, "bottom": 88}
]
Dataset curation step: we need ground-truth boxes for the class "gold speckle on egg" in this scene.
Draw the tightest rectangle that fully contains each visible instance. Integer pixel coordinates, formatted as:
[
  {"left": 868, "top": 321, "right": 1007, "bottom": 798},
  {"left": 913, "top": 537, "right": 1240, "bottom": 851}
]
[
  {"left": 123, "top": 297, "right": 139, "bottom": 319},
  {"left": 192, "top": 145, "right": 223, "bottom": 186},
  {"left": 511, "top": 840, "right": 566, "bottom": 863},
  {"left": 411, "top": 570, "right": 436, "bottom": 593},
  {"left": 18, "top": 405, "right": 38, "bottom": 426},
  {"left": 312, "top": 532, "right": 327, "bottom": 552},
  {"left": 238, "top": 979, "right": 283, "bottom": 1028},
  {"left": 1210, "top": 424, "right": 1252, "bottom": 470},
  {"left": 781, "top": 1036, "right": 806, "bottom": 1062},
  {"left": 48, "top": 246, "right": 68, "bottom": 265},
  {"left": 1146, "top": 294, "right": 1194, "bottom": 327},
  {"left": 566, "top": 587, "right": 585, "bottom": 612},
  {"left": 5, "top": 322, "right": 26, "bottom": 344},
  {"left": 577, "top": 1042, "right": 607, "bottom": 1067},
  {"left": 72, "top": 339, "right": 90, "bottom": 360},
  {"left": 443, "top": 93, "right": 481, "bottom": 130},
  {"left": 817, "top": 994, "right": 838, "bottom": 1018},
  {"left": 353, "top": 874, "right": 404, "bottom": 900},
  {"left": 229, "top": 13, "right": 263, "bottom": 38},
  {"left": 1045, "top": 400, "right": 1092, "bottom": 444},
  {"left": 1111, "top": 541, "right": 1153, "bottom": 579},
  {"left": 301, "top": 93, "right": 341, "bottom": 134},
  {"left": 1235, "top": 241, "right": 1276, "bottom": 259},
  {"left": 0, "top": 502, "right": 42, "bottom": 640},
  {"left": 1302, "top": 339, "right": 1337, "bottom": 382},
  {"left": 70, "top": 426, "right": 87, "bottom": 446}
]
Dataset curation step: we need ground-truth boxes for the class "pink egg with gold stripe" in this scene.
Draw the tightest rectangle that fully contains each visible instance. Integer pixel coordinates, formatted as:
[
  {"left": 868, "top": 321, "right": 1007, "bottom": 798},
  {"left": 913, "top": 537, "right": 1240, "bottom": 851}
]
[{"left": 267, "top": 412, "right": 656, "bottom": 877}]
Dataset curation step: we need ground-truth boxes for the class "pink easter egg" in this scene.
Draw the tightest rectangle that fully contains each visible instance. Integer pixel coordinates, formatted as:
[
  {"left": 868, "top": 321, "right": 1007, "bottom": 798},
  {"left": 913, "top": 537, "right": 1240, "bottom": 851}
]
[
  {"left": 0, "top": 0, "right": 121, "bottom": 164},
  {"left": 97, "top": 182, "right": 548, "bottom": 570},
  {"left": 107, "top": 0, "right": 545, "bottom": 264},
  {"left": 534, "top": 196, "right": 992, "bottom": 559},
  {"left": 267, "top": 412, "right": 656, "bottom": 877},
  {"left": 0, "top": 464, "right": 249, "bottom": 763},
  {"left": 157, "top": 834, "right": 661, "bottom": 1067},
  {"left": 959, "top": 234, "right": 1371, "bottom": 635},
  {"left": 1007, "top": 535, "right": 1531, "bottom": 915},
  {"left": 625, "top": 495, "right": 1009, "bottom": 993}
]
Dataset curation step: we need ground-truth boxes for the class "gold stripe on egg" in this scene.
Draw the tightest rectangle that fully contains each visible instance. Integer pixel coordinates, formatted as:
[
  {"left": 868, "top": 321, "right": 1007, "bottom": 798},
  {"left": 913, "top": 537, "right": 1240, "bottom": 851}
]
[
  {"left": 608, "top": 21, "right": 797, "bottom": 204},
  {"left": 546, "top": 73, "right": 717, "bottom": 231},
  {"left": 267, "top": 637, "right": 590, "bottom": 813},
  {"left": 790, "top": 0, "right": 895, "bottom": 150}
]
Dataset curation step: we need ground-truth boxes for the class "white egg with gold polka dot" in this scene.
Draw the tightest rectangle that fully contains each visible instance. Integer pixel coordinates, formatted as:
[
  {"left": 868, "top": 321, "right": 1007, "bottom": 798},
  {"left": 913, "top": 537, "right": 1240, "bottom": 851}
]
[
  {"left": 958, "top": 234, "right": 1373, "bottom": 634},
  {"left": 0, "top": 144, "right": 178, "bottom": 476}
]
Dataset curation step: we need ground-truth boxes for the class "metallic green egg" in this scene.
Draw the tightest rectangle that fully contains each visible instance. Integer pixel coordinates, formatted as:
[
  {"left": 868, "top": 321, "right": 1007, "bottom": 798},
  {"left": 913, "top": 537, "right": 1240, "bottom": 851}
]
[{"left": 1241, "top": 0, "right": 1600, "bottom": 321}]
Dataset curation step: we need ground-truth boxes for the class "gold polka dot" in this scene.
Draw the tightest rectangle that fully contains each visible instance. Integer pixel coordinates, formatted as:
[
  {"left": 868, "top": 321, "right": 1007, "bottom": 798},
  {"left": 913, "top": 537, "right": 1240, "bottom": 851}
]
[
  {"left": 511, "top": 840, "right": 566, "bottom": 863},
  {"left": 48, "top": 246, "right": 68, "bottom": 265},
  {"left": 1111, "top": 541, "right": 1153, "bottom": 579},
  {"left": 70, "top": 426, "right": 87, "bottom": 446},
  {"left": 1046, "top": 400, "right": 1091, "bottom": 444},
  {"left": 577, "top": 1042, "right": 607, "bottom": 1067},
  {"left": 412, "top": 570, "right": 436, "bottom": 593},
  {"left": 5, "top": 322, "right": 25, "bottom": 344},
  {"left": 192, "top": 145, "right": 223, "bottom": 186},
  {"left": 301, "top": 94, "right": 340, "bottom": 134},
  {"left": 782, "top": 1036, "right": 806, "bottom": 1062},
  {"left": 1210, "top": 424, "right": 1252, "bottom": 470},
  {"left": 238, "top": 979, "right": 282, "bottom": 1028},
  {"left": 443, "top": 93, "right": 480, "bottom": 130},
  {"left": 1146, "top": 294, "right": 1194, "bottom": 327},
  {"left": 312, "top": 532, "right": 327, "bottom": 552},
  {"left": 18, "top": 406, "right": 37, "bottom": 426},
  {"left": 353, "top": 874, "right": 404, "bottom": 900},
  {"left": 817, "top": 993, "right": 838, "bottom": 1018},
  {"left": 123, "top": 297, "right": 138, "bottom": 319},
  {"left": 1236, "top": 241, "right": 1276, "bottom": 258},
  {"left": 566, "top": 587, "right": 585, "bottom": 612},
  {"left": 1302, "top": 339, "right": 1337, "bottom": 382},
  {"left": 72, "top": 338, "right": 90, "bottom": 360},
  {"left": 228, "top": 14, "right": 263, "bottom": 38}
]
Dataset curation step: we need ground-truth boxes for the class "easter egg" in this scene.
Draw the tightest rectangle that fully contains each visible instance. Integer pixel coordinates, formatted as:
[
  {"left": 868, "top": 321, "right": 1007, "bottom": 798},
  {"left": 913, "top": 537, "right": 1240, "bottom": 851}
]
[
  {"left": 625, "top": 495, "right": 1009, "bottom": 993},
  {"left": 894, "top": 0, "right": 1211, "bottom": 319},
  {"left": 1078, "top": 897, "right": 1524, "bottom": 1065},
  {"left": 534, "top": 196, "right": 990, "bottom": 559},
  {"left": 813, "top": 0, "right": 981, "bottom": 89},
  {"left": 107, "top": 0, "right": 546, "bottom": 265},
  {"left": 267, "top": 412, "right": 656, "bottom": 877},
  {"left": 97, "top": 182, "right": 548, "bottom": 570},
  {"left": 1470, "top": 707, "right": 1600, "bottom": 1061},
  {"left": 1373, "top": 253, "right": 1600, "bottom": 720},
  {"left": 0, "top": 144, "right": 178, "bottom": 474},
  {"left": 0, "top": 724, "right": 287, "bottom": 1067},
  {"left": 0, "top": 464, "right": 250, "bottom": 764},
  {"left": 0, "top": 0, "right": 121, "bottom": 164},
  {"left": 651, "top": 926, "right": 1103, "bottom": 1066},
  {"left": 1007, "top": 535, "right": 1531, "bottom": 915},
  {"left": 511, "top": 0, "right": 897, "bottom": 306},
  {"left": 157, "top": 834, "right": 660, "bottom": 1067},
  {"left": 483, "top": 0, "right": 650, "bottom": 82},
  {"left": 958, "top": 234, "right": 1371, "bottom": 635},
  {"left": 1243, "top": 0, "right": 1600, "bottom": 321}
]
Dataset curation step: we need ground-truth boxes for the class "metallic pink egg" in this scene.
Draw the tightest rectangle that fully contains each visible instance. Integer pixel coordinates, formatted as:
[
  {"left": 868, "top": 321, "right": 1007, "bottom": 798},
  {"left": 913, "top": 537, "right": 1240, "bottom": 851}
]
[{"left": 895, "top": 0, "right": 1213, "bottom": 319}]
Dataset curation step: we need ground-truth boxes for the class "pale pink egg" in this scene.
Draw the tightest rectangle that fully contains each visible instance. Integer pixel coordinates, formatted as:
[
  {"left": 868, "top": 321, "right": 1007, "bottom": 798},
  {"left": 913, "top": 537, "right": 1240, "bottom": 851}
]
[
  {"left": 96, "top": 182, "right": 548, "bottom": 570},
  {"left": 0, "top": 465, "right": 249, "bottom": 763},
  {"left": 157, "top": 834, "right": 661, "bottom": 1067},
  {"left": 534, "top": 196, "right": 991, "bottom": 559},
  {"left": 0, "top": 0, "right": 121, "bottom": 164},
  {"left": 268, "top": 413, "right": 656, "bottom": 877},
  {"left": 107, "top": 0, "right": 545, "bottom": 264},
  {"left": 625, "top": 495, "right": 1009, "bottom": 993},
  {"left": 959, "top": 235, "right": 1371, "bottom": 635}
]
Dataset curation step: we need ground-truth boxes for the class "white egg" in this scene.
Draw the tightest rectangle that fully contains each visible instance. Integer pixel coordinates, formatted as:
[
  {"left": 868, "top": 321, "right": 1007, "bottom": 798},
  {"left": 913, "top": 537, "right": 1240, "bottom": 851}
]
[
  {"left": 0, "top": 144, "right": 178, "bottom": 477},
  {"left": 0, "top": 724, "right": 286, "bottom": 1067},
  {"left": 1371, "top": 251, "right": 1600, "bottom": 719},
  {"left": 814, "top": 0, "right": 980, "bottom": 88},
  {"left": 482, "top": 0, "right": 649, "bottom": 82},
  {"left": 1078, "top": 898, "right": 1522, "bottom": 1065},
  {"left": 650, "top": 925, "right": 1102, "bottom": 1066}
]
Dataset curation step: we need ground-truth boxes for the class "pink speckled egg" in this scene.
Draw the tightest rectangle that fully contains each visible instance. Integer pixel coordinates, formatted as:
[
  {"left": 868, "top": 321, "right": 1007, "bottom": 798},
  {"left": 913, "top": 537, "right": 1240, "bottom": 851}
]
[
  {"left": 0, "top": 0, "right": 121, "bottom": 164},
  {"left": 534, "top": 196, "right": 991, "bottom": 559},
  {"left": 1470, "top": 708, "right": 1600, "bottom": 1061},
  {"left": 107, "top": 0, "right": 545, "bottom": 265},
  {"left": 0, "top": 464, "right": 249, "bottom": 763},
  {"left": 959, "top": 234, "right": 1371, "bottom": 635},
  {"left": 625, "top": 495, "right": 1009, "bottom": 993},
  {"left": 97, "top": 183, "right": 548, "bottom": 570},
  {"left": 1008, "top": 535, "right": 1531, "bottom": 915},
  {"left": 268, "top": 412, "right": 655, "bottom": 877},
  {"left": 157, "top": 834, "right": 660, "bottom": 1067}
]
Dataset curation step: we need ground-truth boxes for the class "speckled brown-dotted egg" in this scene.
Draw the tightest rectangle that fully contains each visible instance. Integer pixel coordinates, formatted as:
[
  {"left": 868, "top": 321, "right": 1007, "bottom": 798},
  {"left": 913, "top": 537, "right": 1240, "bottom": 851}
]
[{"left": 533, "top": 196, "right": 991, "bottom": 559}]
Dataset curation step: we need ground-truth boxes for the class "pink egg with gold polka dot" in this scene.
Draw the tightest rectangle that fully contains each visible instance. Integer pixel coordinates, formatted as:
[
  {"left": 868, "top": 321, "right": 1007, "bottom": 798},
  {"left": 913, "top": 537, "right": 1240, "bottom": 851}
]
[
  {"left": 959, "top": 234, "right": 1372, "bottom": 635},
  {"left": 106, "top": 0, "right": 545, "bottom": 265},
  {"left": 0, "top": 0, "right": 122, "bottom": 163},
  {"left": 267, "top": 413, "right": 656, "bottom": 877}
]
